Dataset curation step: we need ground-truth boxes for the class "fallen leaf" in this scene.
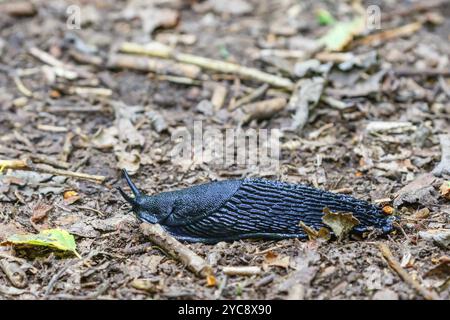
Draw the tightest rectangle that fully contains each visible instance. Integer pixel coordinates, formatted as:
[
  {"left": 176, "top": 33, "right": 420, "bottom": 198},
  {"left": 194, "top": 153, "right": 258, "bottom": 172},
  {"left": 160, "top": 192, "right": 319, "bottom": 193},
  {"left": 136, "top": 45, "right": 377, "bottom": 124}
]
[
  {"left": 1, "top": 229, "right": 81, "bottom": 258},
  {"left": 439, "top": 181, "right": 450, "bottom": 200},
  {"left": 318, "top": 16, "right": 365, "bottom": 51},
  {"left": 117, "top": 118, "right": 144, "bottom": 147},
  {"left": 316, "top": 8, "right": 335, "bottom": 26},
  {"left": 130, "top": 278, "right": 159, "bottom": 292},
  {"left": 116, "top": 148, "right": 141, "bottom": 174},
  {"left": 322, "top": 207, "right": 360, "bottom": 240},
  {"left": 425, "top": 259, "right": 450, "bottom": 279},
  {"left": 264, "top": 251, "right": 290, "bottom": 269},
  {"left": 31, "top": 202, "right": 52, "bottom": 223},
  {"left": 299, "top": 221, "right": 331, "bottom": 241},
  {"left": 91, "top": 126, "right": 119, "bottom": 149},
  {"left": 63, "top": 190, "right": 80, "bottom": 205},
  {"left": 419, "top": 229, "right": 450, "bottom": 249},
  {"left": 206, "top": 274, "right": 217, "bottom": 287}
]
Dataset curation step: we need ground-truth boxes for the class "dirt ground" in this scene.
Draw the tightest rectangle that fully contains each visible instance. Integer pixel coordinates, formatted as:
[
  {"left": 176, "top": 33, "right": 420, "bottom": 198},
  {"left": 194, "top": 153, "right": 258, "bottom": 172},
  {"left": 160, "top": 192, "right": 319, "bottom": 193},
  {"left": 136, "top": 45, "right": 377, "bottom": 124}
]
[{"left": 0, "top": 0, "right": 449, "bottom": 300}]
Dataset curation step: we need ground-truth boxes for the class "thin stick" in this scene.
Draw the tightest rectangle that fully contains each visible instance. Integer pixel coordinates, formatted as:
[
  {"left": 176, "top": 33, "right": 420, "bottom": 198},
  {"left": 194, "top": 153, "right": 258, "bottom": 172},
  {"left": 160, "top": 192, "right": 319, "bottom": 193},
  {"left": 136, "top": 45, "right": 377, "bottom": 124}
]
[
  {"left": 222, "top": 266, "right": 262, "bottom": 276},
  {"left": 140, "top": 223, "right": 212, "bottom": 277},
  {"left": 120, "top": 42, "right": 294, "bottom": 90},
  {"left": 0, "top": 159, "right": 106, "bottom": 183},
  {"left": 378, "top": 243, "right": 439, "bottom": 300}
]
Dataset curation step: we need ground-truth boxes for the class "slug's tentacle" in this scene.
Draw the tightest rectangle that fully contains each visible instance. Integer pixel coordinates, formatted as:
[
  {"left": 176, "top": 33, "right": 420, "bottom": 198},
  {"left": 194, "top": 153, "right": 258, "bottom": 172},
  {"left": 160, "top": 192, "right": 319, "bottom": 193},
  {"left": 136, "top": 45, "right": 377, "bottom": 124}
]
[
  {"left": 117, "top": 186, "right": 137, "bottom": 206},
  {"left": 122, "top": 169, "right": 141, "bottom": 197}
]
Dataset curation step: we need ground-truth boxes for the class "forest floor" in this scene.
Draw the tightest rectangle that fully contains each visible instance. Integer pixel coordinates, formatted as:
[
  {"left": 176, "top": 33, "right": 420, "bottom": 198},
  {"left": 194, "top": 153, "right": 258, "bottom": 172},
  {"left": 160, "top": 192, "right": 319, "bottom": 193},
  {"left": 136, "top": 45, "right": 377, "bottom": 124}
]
[{"left": 0, "top": 0, "right": 449, "bottom": 300}]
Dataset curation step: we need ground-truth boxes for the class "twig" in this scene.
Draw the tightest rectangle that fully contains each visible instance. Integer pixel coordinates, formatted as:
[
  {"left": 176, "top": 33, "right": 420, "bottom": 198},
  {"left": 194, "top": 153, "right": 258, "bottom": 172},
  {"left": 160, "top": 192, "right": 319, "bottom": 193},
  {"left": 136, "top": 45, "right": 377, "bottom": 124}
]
[
  {"left": 44, "top": 260, "right": 77, "bottom": 298},
  {"left": 30, "top": 154, "right": 70, "bottom": 169},
  {"left": 433, "top": 134, "right": 450, "bottom": 177},
  {"left": 355, "top": 22, "right": 423, "bottom": 46},
  {"left": 120, "top": 42, "right": 294, "bottom": 89},
  {"left": 382, "top": 0, "right": 448, "bottom": 21},
  {"left": 0, "top": 159, "right": 106, "bottom": 183},
  {"left": 139, "top": 223, "right": 212, "bottom": 277},
  {"left": 107, "top": 54, "right": 201, "bottom": 79},
  {"left": 394, "top": 68, "right": 450, "bottom": 77},
  {"left": 378, "top": 243, "right": 439, "bottom": 300},
  {"left": 230, "top": 83, "right": 269, "bottom": 111},
  {"left": 222, "top": 266, "right": 262, "bottom": 276}
]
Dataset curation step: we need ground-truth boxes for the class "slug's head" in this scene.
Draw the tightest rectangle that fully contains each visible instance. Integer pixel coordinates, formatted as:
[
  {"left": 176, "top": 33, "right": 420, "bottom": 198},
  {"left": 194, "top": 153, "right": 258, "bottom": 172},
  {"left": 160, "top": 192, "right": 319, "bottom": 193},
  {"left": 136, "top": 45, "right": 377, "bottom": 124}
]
[{"left": 118, "top": 169, "right": 172, "bottom": 224}]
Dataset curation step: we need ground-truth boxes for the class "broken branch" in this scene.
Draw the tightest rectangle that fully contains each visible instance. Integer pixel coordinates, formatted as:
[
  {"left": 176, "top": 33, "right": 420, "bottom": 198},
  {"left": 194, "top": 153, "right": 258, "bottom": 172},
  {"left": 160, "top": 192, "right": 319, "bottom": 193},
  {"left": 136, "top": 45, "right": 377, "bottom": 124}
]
[
  {"left": 140, "top": 223, "right": 212, "bottom": 277},
  {"left": 378, "top": 243, "right": 439, "bottom": 300},
  {"left": 120, "top": 42, "right": 294, "bottom": 90}
]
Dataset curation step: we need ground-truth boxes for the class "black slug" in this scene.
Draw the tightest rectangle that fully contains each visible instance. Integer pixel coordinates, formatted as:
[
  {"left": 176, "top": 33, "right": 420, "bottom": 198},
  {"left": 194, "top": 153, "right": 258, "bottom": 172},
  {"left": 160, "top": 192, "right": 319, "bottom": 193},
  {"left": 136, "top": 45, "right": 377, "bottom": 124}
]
[{"left": 118, "top": 170, "right": 395, "bottom": 243}]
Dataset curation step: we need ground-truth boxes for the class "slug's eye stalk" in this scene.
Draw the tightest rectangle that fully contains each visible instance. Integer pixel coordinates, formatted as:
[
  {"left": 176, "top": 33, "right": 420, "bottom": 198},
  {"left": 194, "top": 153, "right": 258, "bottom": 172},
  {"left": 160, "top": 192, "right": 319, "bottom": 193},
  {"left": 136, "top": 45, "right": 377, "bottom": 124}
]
[
  {"left": 118, "top": 169, "right": 141, "bottom": 208},
  {"left": 122, "top": 169, "right": 141, "bottom": 197}
]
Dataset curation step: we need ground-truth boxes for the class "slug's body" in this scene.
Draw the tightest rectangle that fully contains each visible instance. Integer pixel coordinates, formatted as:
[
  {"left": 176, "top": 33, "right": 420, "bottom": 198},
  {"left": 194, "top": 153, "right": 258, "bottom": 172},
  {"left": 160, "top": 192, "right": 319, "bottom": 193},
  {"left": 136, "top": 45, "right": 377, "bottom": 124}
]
[{"left": 119, "top": 170, "right": 394, "bottom": 243}]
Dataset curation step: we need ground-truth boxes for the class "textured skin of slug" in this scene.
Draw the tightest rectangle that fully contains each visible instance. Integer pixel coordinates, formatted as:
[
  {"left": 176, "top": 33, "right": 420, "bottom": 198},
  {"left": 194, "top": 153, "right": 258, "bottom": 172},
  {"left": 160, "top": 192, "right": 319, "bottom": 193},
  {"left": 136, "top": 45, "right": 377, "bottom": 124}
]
[{"left": 119, "top": 172, "right": 395, "bottom": 244}]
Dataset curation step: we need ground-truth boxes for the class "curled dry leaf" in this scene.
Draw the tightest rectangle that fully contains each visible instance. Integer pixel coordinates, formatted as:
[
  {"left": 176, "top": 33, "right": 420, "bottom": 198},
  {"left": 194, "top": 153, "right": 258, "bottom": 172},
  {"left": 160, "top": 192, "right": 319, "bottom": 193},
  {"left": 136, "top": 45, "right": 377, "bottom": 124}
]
[
  {"left": 299, "top": 221, "right": 331, "bottom": 241},
  {"left": 116, "top": 149, "right": 141, "bottom": 174},
  {"left": 322, "top": 207, "right": 360, "bottom": 240},
  {"left": 130, "top": 278, "right": 159, "bottom": 293},
  {"left": 31, "top": 202, "right": 52, "bottom": 223},
  {"left": 206, "top": 274, "right": 217, "bottom": 287},
  {"left": 439, "top": 181, "right": 450, "bottom": 200},
  {"left": 63, "top": 190, "right": 80, "bottom": 205},
  {"left": 263, "top": 251, "right": 290, "bottom": 269},
  {"left": 91, "top": 127, "right": 119, "bottom": 149}
]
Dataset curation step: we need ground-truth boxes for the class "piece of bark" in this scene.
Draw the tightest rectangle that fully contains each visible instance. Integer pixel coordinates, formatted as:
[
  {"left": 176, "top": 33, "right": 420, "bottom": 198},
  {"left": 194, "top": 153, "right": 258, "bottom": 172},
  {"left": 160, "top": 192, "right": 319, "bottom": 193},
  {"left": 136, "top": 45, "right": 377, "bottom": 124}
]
[
  {"left": 0, "top": 1, "right": 36, "bottom": 16},
  {"left": 393, "top": 173, "right": 439, "bottom": 208},
  {"left": 241, "top": 97, "right": 287, "bottom": 124},
  {"left": 139, "top": 223, "right": 212, "bottom": 277}
]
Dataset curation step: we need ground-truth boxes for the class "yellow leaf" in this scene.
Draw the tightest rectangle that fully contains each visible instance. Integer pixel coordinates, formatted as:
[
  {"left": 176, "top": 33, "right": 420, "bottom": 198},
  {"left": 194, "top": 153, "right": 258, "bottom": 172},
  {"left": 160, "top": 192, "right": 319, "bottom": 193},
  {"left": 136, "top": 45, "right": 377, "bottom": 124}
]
[
  {"left": 322, "top": 207, "right": 360, "bottom": 240},
  {"left": 1, "top": 229, "right": 81, "bottom": 258},
  {"left": 206, "top": 274, "right": 217, "bottom": 287},
  {"left": 63, "top": 190, "right": 78, "bottom": 199}
]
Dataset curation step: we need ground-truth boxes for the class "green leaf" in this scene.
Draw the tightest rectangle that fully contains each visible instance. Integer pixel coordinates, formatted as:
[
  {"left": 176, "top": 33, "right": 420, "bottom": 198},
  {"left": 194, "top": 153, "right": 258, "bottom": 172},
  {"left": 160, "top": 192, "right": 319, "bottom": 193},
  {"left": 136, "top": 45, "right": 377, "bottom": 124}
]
[
  {"left": 316, "top": 9, "right": 335, "bottom": 26},
  {"left": 318, "top": 16, "right": 365, "bottom": 51},
  {"left": 2, "top": 229, "right": 81, "bottom": 258}
]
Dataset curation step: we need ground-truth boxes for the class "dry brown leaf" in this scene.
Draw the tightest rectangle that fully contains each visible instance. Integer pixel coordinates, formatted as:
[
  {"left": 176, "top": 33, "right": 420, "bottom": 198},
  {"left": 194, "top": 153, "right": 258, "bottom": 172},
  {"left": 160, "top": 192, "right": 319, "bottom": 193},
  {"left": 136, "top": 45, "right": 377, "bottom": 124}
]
[
  {"left": 31, "top": 202, "right": 52, "bottom": 223},
  {"left": 322, "top": 207, "right": 359, "bottom": 240},
  {"left": 299, "top": 221, "right": 331, "bottom": 241},
  {"left": 91, "top": 127, "right": 118, "bottom": 149},
  {"left": 264, "top": 251, "right": 290, "bottom": 269},
  {"left": 63, "top": 190, "right": 80, "bottom": 205},
  {"left": 439, "top": 181, "right": 450, "bottom": 199},
  {"left": 130, "top": 278, "right": 159, "bottom": 293}
]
